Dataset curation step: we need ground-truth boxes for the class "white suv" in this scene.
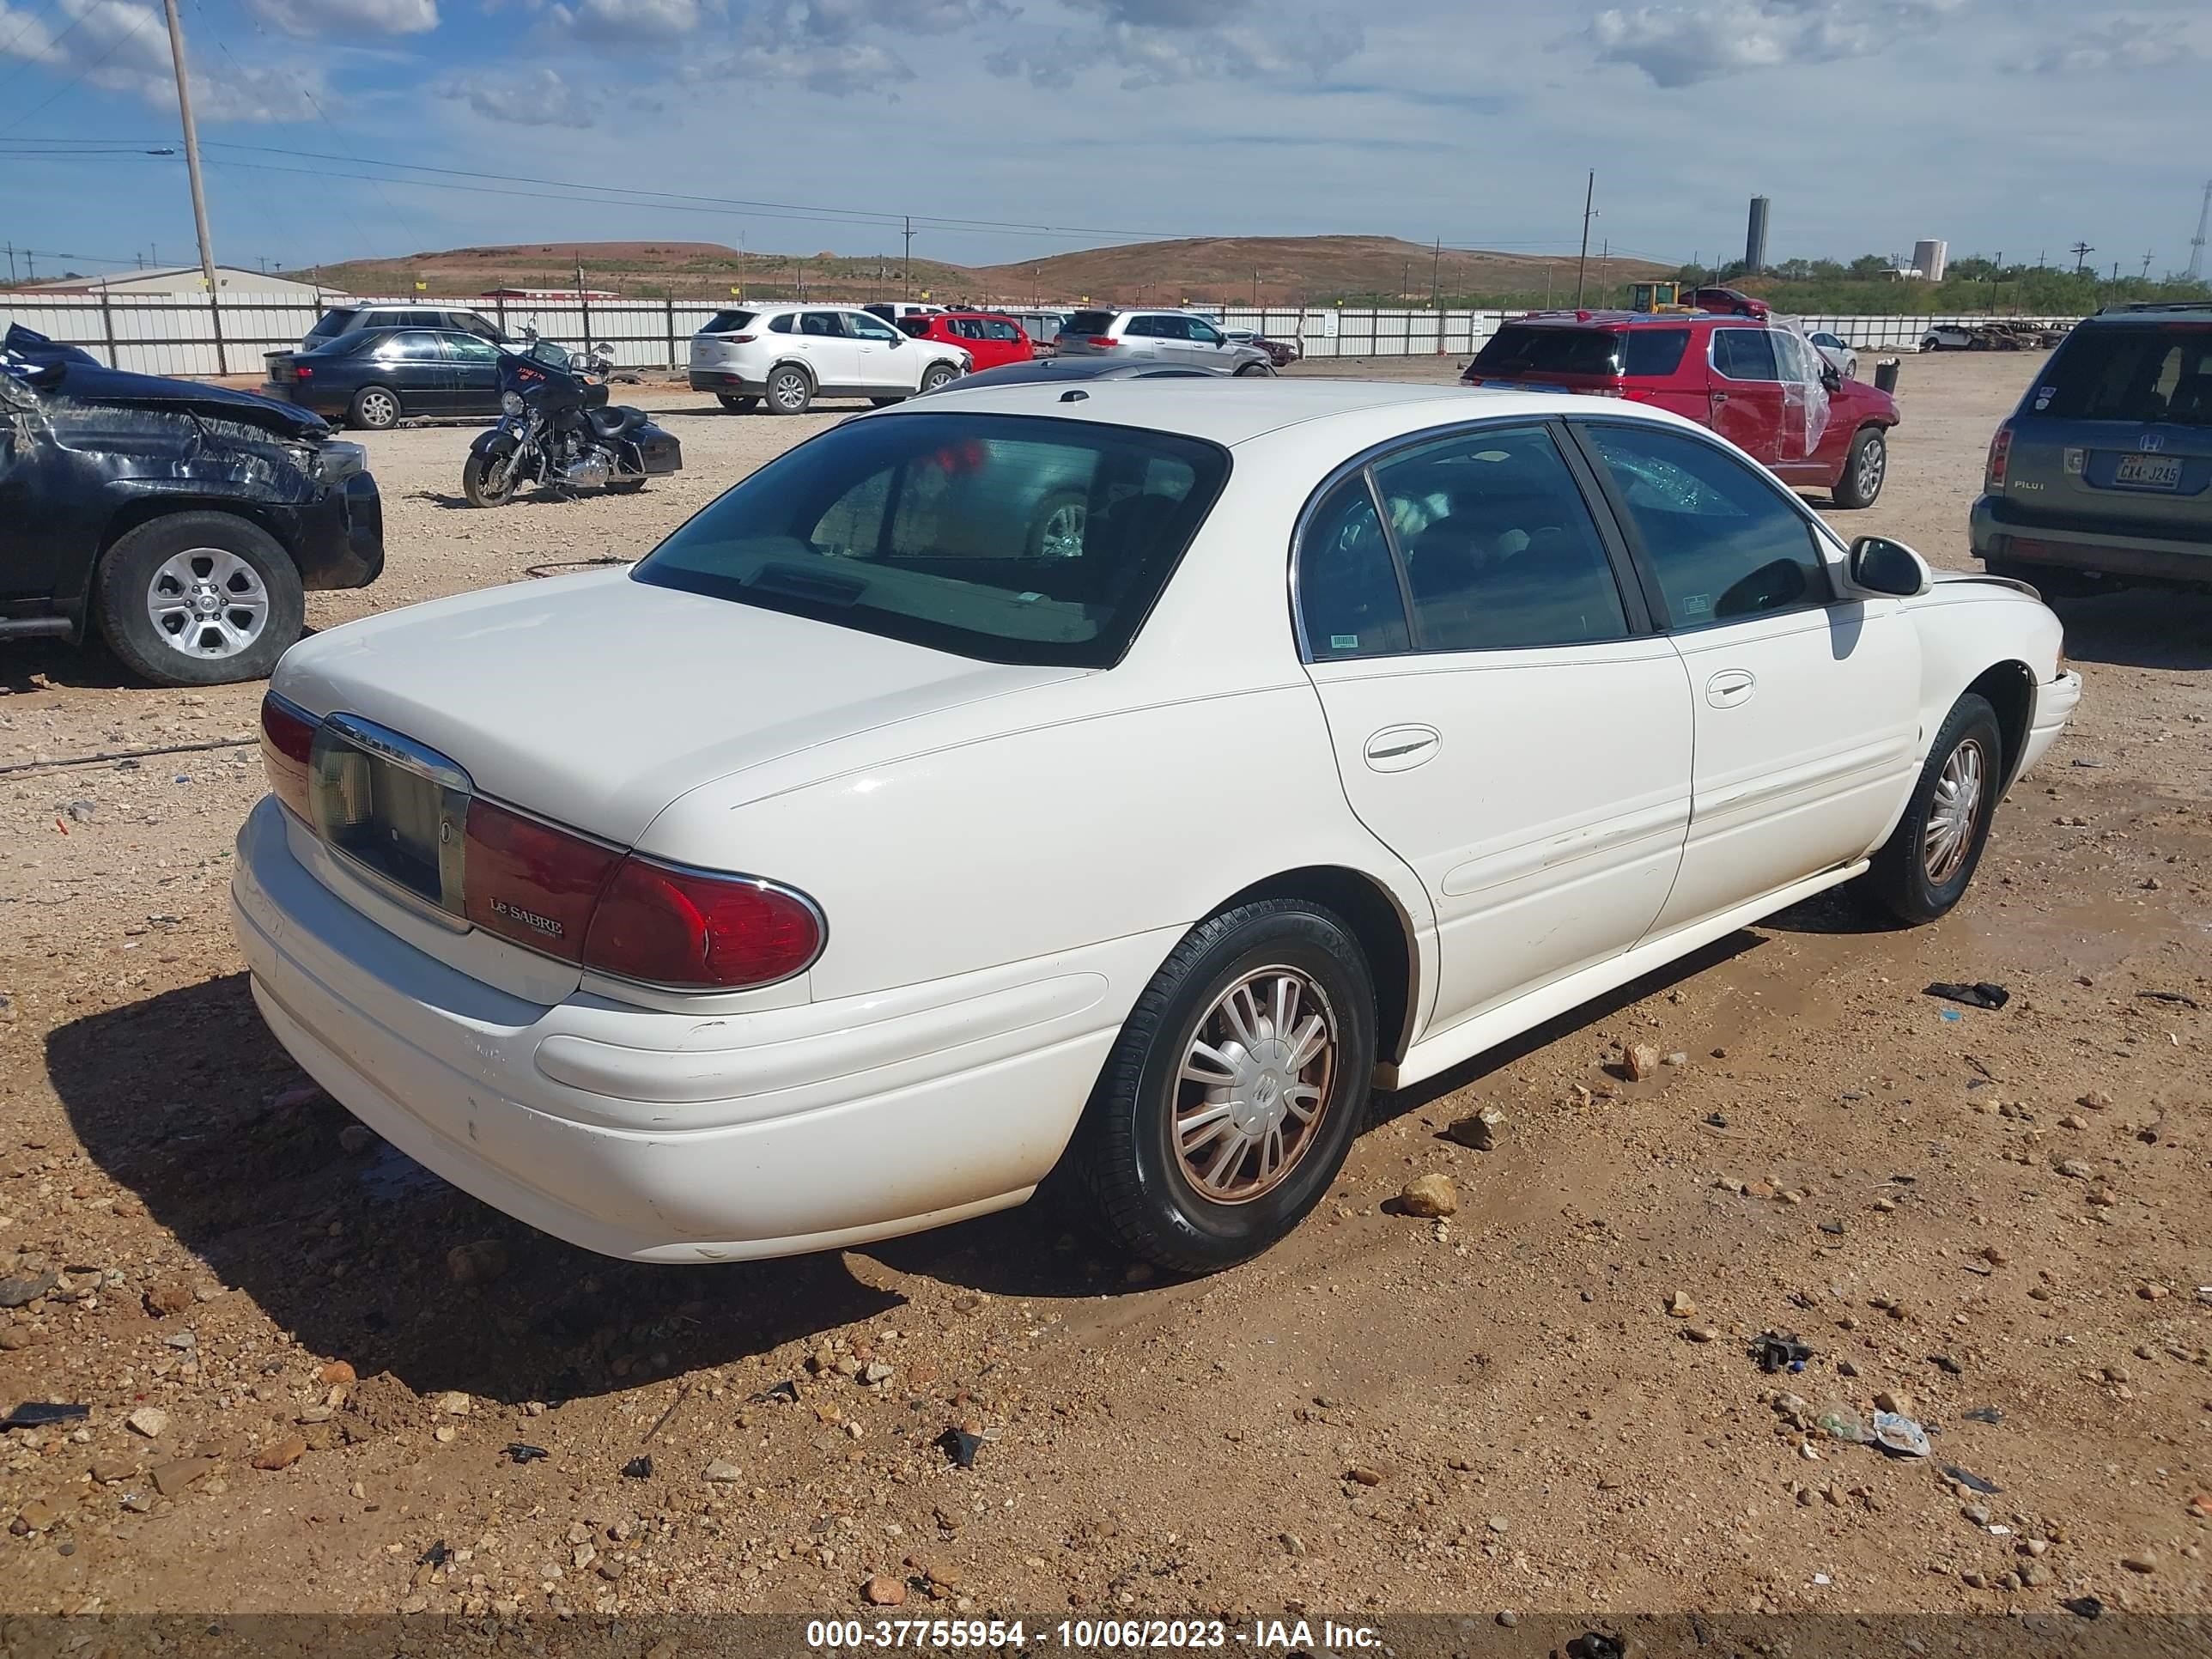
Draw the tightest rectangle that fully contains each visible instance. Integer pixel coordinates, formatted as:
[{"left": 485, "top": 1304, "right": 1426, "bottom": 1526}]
[{"left": 689, "top": 304, "right": 969, "bottom": 414}]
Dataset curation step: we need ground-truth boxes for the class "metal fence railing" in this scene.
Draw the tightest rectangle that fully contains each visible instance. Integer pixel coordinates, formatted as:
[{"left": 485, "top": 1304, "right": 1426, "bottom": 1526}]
[{"left": 0, "top": 289, "right": 2085, "bottom": 379}]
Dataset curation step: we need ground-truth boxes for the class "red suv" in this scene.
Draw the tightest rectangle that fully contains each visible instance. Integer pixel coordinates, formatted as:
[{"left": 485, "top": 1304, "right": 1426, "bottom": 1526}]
[
  {"left": 1462, "top": 311, "right": 1899, "bottom": 507},
  {"left": 898, "top": 312, "right": 1036, "bottom": 372}
]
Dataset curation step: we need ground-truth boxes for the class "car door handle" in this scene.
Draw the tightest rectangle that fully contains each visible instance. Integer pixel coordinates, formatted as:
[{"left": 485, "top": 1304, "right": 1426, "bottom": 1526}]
[
  {"left": 1710, "top": 391, "right": 1729, "bottom": 404},
  {"left": 1705, "top": 669, "right": 1756, "bottom": 708},
  {"left": 1363, "top": 725, "right": 1441, "bottom": 772}
]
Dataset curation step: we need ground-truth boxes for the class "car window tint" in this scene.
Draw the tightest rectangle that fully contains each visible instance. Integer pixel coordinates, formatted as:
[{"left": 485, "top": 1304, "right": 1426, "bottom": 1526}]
[
  {"left": 1297, "top": 475, "right": 1408, "bottom": 661},
  {"left": 1063, "top": 310, "right": 1114, "bottom": 337},
  {"left": 447, "top": 335, "right": 499, "bottom": 362},
  {"left": 636, "top": 413, "right": 1228, "bottom": 668},
  {"left": 2040, "top": 325, "right": 2212, "bottom": 424},
  {"left": 1584, "top": 423, "right": 1829, "bottom": 627},
  {"left": 768, "top": 313, "right": 794, "bottom": 334},
  {"left": 1188, "top": 319, "right": 1224, "bottom": 344},
  {"left": 1711, "top": 327, "right": 1778, "bottom": 381},
  {"left": 985, "top": 320, "right": 1022, "bottom": 342},
  {"left": 374, "top": 331, "right": 443, "bottom": 360},
  {"left": 307, "top": 311, "right": 353, "bottom": 338},
  {"left": 1473, "top": 325, "right": 1620, "bottom": 376},
  {"left": 799, "top": 312, "right": 844, "bottom": 337},
  {"left": 1622, "top": 327, "right": 1690, "bottom": 377},
  {"left": 703, "top": 309, "right": 756, "bottom": 334},
  {"left": 848, "top": 313, "right": 900, "bottom": 341},
  {"left": 1372, "top": 425, "right": 1626, "bottom": 652}
]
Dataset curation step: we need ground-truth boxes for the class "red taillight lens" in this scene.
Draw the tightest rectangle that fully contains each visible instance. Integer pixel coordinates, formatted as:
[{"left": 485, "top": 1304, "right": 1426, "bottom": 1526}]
[
  {"left": 260, "top": 693, "right": 314, "bottom": 819},
  {"left": 295, "top": 366, "right": 312, "bottom": 379},
  {"left": 463, "top": 799, "right": 622, "bottom": 964},
  {"left": 1987, "top": 426, "right": 2013, "bottom": 489},
  {"left": 1086, "top": 336, "right": 1116, "bottom": 349},
  {"left": 584, "top": 860, "right": 823, "bottom": 990},
  {"left": 724, "top": 333, "right": 756, "bottom": 343}
]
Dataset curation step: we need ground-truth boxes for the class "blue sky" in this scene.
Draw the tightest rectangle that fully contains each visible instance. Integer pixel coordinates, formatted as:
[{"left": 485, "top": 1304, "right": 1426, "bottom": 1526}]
[{"left": 1, "top": 0, "right": 2207, "bottom": 280}]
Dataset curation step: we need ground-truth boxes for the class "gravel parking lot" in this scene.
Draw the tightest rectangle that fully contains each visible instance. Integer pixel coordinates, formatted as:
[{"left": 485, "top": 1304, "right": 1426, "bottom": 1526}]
[{"left": 3, "top": 352, "right": 2209, "bottom": 1620}]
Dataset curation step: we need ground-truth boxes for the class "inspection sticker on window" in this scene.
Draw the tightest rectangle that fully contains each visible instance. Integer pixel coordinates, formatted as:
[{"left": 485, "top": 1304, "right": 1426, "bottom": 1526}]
[
  {"left": 1681, "top": 592, "right": 1714, "bottom": 618},
  {"left": 1331, "top": 634, "right": 1358, "bottom": 650}
]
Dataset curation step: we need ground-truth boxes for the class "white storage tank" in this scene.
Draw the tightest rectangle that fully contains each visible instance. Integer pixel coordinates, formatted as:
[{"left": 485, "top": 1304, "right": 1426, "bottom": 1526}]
[{"left": 1911, "top": 239, "right": 1948, "bottom": 282}]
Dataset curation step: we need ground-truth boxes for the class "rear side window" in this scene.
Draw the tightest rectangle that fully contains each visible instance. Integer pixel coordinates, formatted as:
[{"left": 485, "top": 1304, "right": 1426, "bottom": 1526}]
[
  {"left": 2038, "top": 324, "right": 2212, "bottom": 425},
  {"left": 1297, "top": 476, "right": 1408, "bottom": 661},
  {"left": 1711, "top": 327, "right": 1778, "bottom": 381},
  {"left": 1064, "top": 310, "right": 1115, "bottom": 337},
  {"left": 768, "top": 313, "right": 794, "bottom": 334},
  {"left": 1472, "top": 326, "right": 1621, "bottom": 377},
  {"left": 1622, "top": 328, "right": 1690, "bottom": 377},
  {"left": 702, "top": 310, "right": 757, "bottom": 334},
  {"left": 634, "top": 412, "right": 1230, "bottom": 669},
  {"left": 1583, "top": 422, "right": 1827, "bottom": 627},
  {"left": 1374, "top": 426, "right": 1627, "bottom": 652}
]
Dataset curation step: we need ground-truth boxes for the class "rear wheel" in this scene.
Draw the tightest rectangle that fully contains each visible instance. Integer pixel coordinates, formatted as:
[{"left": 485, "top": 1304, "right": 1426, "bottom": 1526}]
[
  {"left": 1832, "top": 427, "right": 1887, "bottom": 508},
  {"left": 347, "top": 385, "right": 401, "bottom": 430},
  {"left": 461, "top": 447, "right": 521, "bottom": 508},
  {"left": 1863, "top": 693, "right": 2002, "bottom": 925},
  {"left": 716, "top": 393, "right": 758, "bottom": 413},
  {"left": 870, "top": 396, "right": 904, "bottom": 408},
  {"left": 96, "top": 511, "right": 304, "bottom": 687},
  {"left": 767, "top": 366, "right": 813, "bottom": 415},
  {"left": 1070, "top": 899, "right": 1376, "bottom": 1273}
]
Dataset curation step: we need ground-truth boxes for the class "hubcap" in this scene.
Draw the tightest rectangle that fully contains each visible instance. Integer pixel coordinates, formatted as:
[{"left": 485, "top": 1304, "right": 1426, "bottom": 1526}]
[
  {"left": 147, "top": 547, "right": 268, "bottom": 660},
  {"left": 1923, "top": 737, "right": 1985, "bottom": 884},
  {"left": 362, "top": 391, "right": 396, "bottom": 425},
  {"left": 1857, "top": 439, "right": 1885, "bottom": 496},
  {"left": 775, "top": 374, "right": 805, "bottom": 409},
  {"left": 1174, "top": 968, "right": 1337, "bottom": 1205}
]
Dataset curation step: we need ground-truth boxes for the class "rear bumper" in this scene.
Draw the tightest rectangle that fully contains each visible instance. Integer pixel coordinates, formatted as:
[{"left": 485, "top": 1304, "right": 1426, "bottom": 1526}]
[
  {"left": 229, "top": 797, "right": 1142, "bottom": 1262},
  {"left": 688, "top": 368, "right": 763, "bottom": 395},
  {"left": 1972, "top": 495, "right": 2212, "bottom": 587}
]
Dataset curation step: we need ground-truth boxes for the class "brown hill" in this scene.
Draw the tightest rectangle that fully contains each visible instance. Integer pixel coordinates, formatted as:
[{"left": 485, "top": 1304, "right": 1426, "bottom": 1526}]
[{"left": 293, "top": 235, "right": 1672, "bottom": 307}]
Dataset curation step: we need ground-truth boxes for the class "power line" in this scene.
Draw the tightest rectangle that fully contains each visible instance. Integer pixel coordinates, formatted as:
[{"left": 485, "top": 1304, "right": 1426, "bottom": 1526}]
[{"left": 0, "top": 3, "right": 161, "bottom": 139}]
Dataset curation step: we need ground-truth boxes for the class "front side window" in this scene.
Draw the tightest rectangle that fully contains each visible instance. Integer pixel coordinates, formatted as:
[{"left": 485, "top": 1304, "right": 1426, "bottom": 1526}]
[
  {"left": 1188, "top": 319, "right": 1224, "bottom": 345},
  {"left": 985, "top": 320, "right": 1022, "bottom": 342},
  {"left": 848, "top": 313, "right": 901, "bottom": 342},
  {"left": 1372, "top": 425, "right": 1627, "bottom": 652},
  {"left": 446, "top": 334, "right": 499, "bottom": 362},
  {"left": 1583, "top": 422, "right": 1829, "bottom": 627},
  {"left": 634, "top": 413, "right": 1229, "bottom": 668},
  {"left": 1297, "top": 475, "right": 1407, "bottom": 661},
  {"left": 1711, "top": 326, "right": 1778, "bottom": 381}
]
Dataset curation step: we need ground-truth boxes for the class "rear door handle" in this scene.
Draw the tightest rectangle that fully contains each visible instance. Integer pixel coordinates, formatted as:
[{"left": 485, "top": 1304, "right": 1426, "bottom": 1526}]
[
  {"left": 1363, "top": 725, "right": 1441, "bottom": 772},
  {"left": 1705, "top": 669, "right": 1756, "bottom": 708}
]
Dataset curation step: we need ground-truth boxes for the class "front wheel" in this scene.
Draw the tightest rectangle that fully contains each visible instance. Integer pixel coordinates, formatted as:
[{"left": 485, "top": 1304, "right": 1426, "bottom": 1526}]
[
  {"left": 1862, "top": 692, "right": 2003, "bottom": 925},
  {"left": 919, "top": 363, "right": 959, "bottom": 394},
  {"left": 1070, "top": 899, "right": 1377, "bottom": 1274},
  {"left": 96, "top": 511, "right": 305, "bottom": 687},
  {"left": 1235, "top": 362, "right": 1275, "bottom": 377},
  {"left": 1832, "top": 428, "right": 1887, "bottom": 508},
  {"left": 461, "top": 447, "right": 522, "bottom": 508}
]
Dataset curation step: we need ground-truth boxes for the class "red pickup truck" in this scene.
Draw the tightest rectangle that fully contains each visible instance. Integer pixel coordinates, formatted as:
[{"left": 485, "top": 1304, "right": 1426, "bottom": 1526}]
[{"left": 1461, "top": 310, "right": 1899, "bottom": 507}]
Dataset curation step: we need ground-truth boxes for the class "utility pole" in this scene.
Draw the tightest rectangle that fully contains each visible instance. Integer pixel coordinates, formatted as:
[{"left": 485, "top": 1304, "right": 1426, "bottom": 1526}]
[
  {"left": 161, "top": 0, "right": 219, "bottom": 295},
  {"left": 3, "top": 243, "right": 14, "bottom": 285},
  {"left": 1429, "top": 235, "right": 1441, "bottom": 307},
  {"left": 1574, "top": 169, "right": 1595, "bottom": 306},
  {"left": 902, "top": 216, "right": 913, "bottom": 299},
  {"left": 2141, "top": 249, "right": 2155, "bottom": 280},
  {"left": 2069, "top": 240, "right": 2094, "bottom": 274},
  {"left": 1599, "top": 239, "right": 1610, "bottom": 308},
  {"left": 2189, "top": 179, "right": 2212, "bottom": 283}
]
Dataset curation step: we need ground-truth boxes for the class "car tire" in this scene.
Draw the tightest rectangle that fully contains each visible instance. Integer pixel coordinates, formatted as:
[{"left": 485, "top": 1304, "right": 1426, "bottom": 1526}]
[
  {"left": 1832, "top": 427, "right": 1887, "bottom": 509},
  {"left": 1862, "top": 692, "right": 2003, "bottom": 926},
  {"left": 1070, "top": 898, "right": 1377, "bottom": 1274},
  {"left": 920, "top": 363, "right": 959, "bottom": 394},
  {"left": 869, "top": 397, "right": 904, "bottom": 408},
  {"left": 347, "top": 385, "right": 401, "bottom": 430},
  {"left": 95, "top": 511, "right": 305, "bottom": 688},
  {"left": 716, "top": 393, "right": 759, "bottom": 413},
  {"left": 767, "top": 366, "right": 814, "bottom": 415},
  {"left": 1234, "top": 362, "right": 1275, "bottom": 377}
]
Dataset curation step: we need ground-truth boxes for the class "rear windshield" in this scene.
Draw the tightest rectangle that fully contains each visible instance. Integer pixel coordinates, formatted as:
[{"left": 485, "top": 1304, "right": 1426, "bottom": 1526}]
[
  {"left": 2037, "top": 322, "right": 2212, "bottom": 425},
  {"left": 702, "top": 309, "right": 757, "bottom": 334},
  {"left": 633, "top": 412, "right": 1230, "bottom": 668},
  {"left": 1474, "top": 325, "right": 1624, "bottom": 378},
  {"left": 307, "top": 310, "right": 357, "bottom": 339},
  {"left": 1063, "top": 311, "right": 1115, "bottom": 337},
  {"left": 897, "top": 316, "right": 930, "bottom": 337}
]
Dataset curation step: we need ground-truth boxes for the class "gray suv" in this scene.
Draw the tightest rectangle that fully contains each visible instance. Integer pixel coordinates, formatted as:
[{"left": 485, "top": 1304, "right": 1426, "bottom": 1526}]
[
  {"left": 1972, "top": 301, "right": 2212, "bottom": 594},
  {"left": 1054, "top": 309, "right": 1275, "bottom": 375}
]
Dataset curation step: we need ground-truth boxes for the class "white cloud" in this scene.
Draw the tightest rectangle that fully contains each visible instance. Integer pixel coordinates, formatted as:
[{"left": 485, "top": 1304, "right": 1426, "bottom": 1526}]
[
  {"left": 781, "top": 0, "right": 1012, "bottom": 40},
  {"left": 988, "top": 1, "right": 1359, "bottom": 88},
  {"left": 1586, "top": 0, "right": 1963, "bottom": 88},
  {"left": 0, "top": 0, "right": 327, "bottom": 121},
  {"left": 241, "top": 0, "right": 438, "bottom": 35},
  {"left": 441, "top": 65, "right": 599, "bottom": 125},
  {"left": 548, "top": 0, "right": 721, "bottom": 42},
  {"left": 2009, "top": 19, "right": 2192, "bottom": 74},
  {"left": 695, "top": 37, "right": 915, "bottom": 92}
]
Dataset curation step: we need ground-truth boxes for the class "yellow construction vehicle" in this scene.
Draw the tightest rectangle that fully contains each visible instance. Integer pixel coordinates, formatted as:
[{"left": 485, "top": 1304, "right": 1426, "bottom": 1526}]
[{"left": 1628, "top": 280, "right": 1690, "bottom": 313}]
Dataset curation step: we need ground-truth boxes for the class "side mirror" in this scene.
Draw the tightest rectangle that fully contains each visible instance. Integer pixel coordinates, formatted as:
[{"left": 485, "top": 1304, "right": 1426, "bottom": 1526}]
[
  {"left": 1849, "top": 535, "right": 1930, "bottom": 598},
  {"left": 1820, "top": 365, "right": 1842, "bottom": 392}
]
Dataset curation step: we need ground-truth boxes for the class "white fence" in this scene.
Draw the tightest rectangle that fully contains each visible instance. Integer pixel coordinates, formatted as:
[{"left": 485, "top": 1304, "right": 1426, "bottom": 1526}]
[{"left": 0, "top": 289, "right": 2084, "bottom": 379}]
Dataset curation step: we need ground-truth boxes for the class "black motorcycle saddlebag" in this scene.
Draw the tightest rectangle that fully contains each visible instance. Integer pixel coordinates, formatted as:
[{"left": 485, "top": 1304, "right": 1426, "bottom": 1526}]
[{"left": 633, "top": 422, "right": 682, "bottom": 477}]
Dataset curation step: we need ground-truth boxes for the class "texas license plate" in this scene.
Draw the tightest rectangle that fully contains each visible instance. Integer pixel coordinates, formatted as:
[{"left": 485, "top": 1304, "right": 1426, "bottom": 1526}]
[{"left": 2114, "top": 454, "right": 2183, "bottom": 489}]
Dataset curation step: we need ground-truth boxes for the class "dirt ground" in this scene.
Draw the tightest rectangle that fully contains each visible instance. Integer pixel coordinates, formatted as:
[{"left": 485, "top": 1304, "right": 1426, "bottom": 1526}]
[{"left": 3, "top": 352, "right": 2209, "bottom": 1622}]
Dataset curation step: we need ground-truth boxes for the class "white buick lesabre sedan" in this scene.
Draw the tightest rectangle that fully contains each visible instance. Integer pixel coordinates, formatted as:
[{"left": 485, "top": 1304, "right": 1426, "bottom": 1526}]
[{"left": 234, "top": 380, "right": 2081, "bottom": 1273}]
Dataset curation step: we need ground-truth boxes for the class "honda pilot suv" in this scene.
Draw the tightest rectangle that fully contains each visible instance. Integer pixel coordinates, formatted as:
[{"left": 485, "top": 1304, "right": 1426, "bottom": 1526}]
[
  {"left": 1462, "top": 310, "right": 1899, "bottom": 507},
  {"left": 1972, "top": 302, "right": 2212, "bottom": 594}
]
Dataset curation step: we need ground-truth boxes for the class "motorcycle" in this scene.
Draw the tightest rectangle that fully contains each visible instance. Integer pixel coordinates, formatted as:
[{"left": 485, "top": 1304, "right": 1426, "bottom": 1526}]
[{"left": 461, "top": 337, "right": 680, "bottom": 508}]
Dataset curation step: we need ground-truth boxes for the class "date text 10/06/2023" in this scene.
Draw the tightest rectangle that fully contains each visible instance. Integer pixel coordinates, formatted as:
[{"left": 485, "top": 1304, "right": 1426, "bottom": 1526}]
[{"left": 805, "top": 1620, "right": 1385, "bottom": 1651}]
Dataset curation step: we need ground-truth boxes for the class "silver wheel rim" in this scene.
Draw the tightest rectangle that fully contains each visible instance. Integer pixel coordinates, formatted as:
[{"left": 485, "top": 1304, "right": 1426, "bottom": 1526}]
[
  {"left": 1856, "top": 437, "right": 1885, "bottom": 499},
  {"left": 773, "top": 374, "right": 806, "bottom": 410},
  {"left": 360, "top": 389, "right": 397, "bottom": 427},
  {"left": 1036, "top": 500, "right": 1085, "bottom": 559},
  {"left": 147, "top": 547, "right": 269, "bottom": 660},
  {"left": 1174, "top": 966, "right": 1337, "bottom": 1205},
  {"left": 1923, "top": 736, "right": 1985, "bottom": 885},
  {"left": 925, "top": 368, "right": 953, "bottom": 390}
]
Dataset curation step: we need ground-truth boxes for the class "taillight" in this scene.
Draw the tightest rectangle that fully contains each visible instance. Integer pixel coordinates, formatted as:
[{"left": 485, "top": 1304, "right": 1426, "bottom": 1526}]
[
  {"left": 1986, "top": 426, "right": 2013, "bottom": 490},
  {"left": 260, "top": 692, "right": 314, "bottom": 820},
  {"left": 585, "top": 860, "right": 823, "bottom": 991},
  {"left": 462, "top": 799, "right": 621, "bottom": 964},
  {"left": 1086, "top": 337, "right": 1116, "bottom": 349},
  {"left": 295, "top": 365, "right": 312, "bottom": 380},
  {"left": 723, "top": 333, "right": 755, "bottom": 344},
  {"left": 461, "top": 800, "right": 823, "bottom": 990}
]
